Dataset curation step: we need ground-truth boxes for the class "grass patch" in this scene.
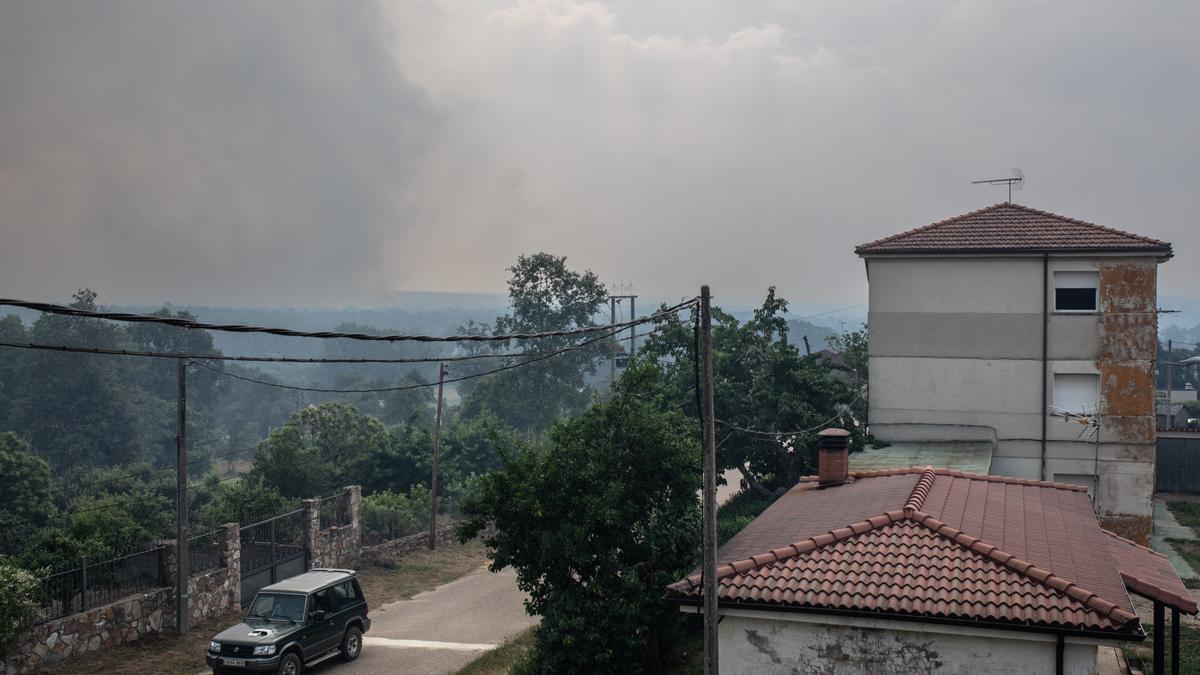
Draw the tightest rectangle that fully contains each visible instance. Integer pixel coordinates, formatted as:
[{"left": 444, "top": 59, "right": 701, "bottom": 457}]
[
  {"left": 1124, "top": 615, "right": 1200, "bottom": 673},
  {"left": 456, "top": 626, "right": 537, "bottom": 675},
  {"left": 356, "top": 539, "right": 489, "bottom": 606},
  {"left": 1165, "top": 537, "right": 1200, "bottom": 576},
  {"left": 45, "top": 607, "right": 242, "bottom": 675},
  {"left": 717, "top": 489, "right": 777, "bottom": 545},
  {"left": 1166, "top": 501, "right": 1200, "bottom": 532}
]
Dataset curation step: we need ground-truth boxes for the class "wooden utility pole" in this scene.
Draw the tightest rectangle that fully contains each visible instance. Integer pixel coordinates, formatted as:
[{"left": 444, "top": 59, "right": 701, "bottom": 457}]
[
  {"left": 429, "top": 362, "right": 447, "bottom": 550},
  {"left": 699, "top": 285, "right": 718, "bottom": 675},
  {"left": 629, "top": 295, "right": 637, "bottom": 360},
  {"left": 175, "top": 357, "right": 189, "bottom": 635},
  {"left": 802, "top": 335, "right": 812, "bottom": 356}
]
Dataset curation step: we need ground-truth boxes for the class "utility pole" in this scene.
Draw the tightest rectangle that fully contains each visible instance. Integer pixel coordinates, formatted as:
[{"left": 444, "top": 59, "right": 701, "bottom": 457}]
[
  {"left": 610, "top": 297, "right": 617, "bottom": 386},
  {"left": 699, "top": 285, "right": 718, "bottom": 675},
  {"left": 608, "top": 291, "right": 638, "bottom": 386},
  {"left": 176, "top": 357, "right": 189, "bottom": 635},
  {"left": 429, "top": 362, "right": 447, "bottom": 550},
  {"left": 802, "top": 335, "right": 812, "bottom": 356},
  {"left": 1167, "top": 339, "right": 1174, "bottom": 403},
  {"left": 629, "top": 295, "right": 637, "bottom": 360}
]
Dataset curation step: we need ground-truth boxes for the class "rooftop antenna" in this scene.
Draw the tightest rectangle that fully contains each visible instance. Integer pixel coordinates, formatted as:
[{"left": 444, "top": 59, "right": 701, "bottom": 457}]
[{"left": 971, "top": 168, "right": 1024, "bottom": 203}]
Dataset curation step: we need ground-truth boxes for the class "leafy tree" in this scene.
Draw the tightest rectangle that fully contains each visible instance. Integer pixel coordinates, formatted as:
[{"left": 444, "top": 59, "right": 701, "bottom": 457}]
[
  {"left": 640, "top": 288, "right": 867, "bottom": 498},
  {"left": 461, "top": 253, "right": 611, "bottom": 432},
  {"left": 0, "top": 557, "right": 39, "bottom": 655},
  {"left": 0, "top": 433, "right": 54, "bottom": 554},
  {"left": 457, "top": 366, "right": 701, "bottom": 674},
  {"left": 195, "top": 475, "right": 291, "bottom": 528}
]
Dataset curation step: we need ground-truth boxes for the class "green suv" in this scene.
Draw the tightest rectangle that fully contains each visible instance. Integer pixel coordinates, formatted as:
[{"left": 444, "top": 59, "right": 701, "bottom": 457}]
[{"left": 207, "top": 568, "right": 371, "bottom": 674}]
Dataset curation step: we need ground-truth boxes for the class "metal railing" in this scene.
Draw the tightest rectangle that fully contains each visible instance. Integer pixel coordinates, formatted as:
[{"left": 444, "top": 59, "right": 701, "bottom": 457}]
[
  {"left": 240, "top": 508, "right": 306, "bottom": 575},
  {"left": 188, "top": 529, "right": 224, "bottom": 576},
  {"left": 26, "top": 544, "right": 166, "bottom": 627}
]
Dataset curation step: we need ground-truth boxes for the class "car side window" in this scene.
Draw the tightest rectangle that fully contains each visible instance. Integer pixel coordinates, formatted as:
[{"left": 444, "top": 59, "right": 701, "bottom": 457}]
[
  {"left": 311, "top": 589, "right": 332, "bottom": 619},
  {"left": 330, "top": 582, "right": 351, "bottom": 611}
]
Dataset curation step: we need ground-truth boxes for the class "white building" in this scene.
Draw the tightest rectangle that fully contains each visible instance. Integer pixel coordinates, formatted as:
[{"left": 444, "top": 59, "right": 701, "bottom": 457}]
[{"left": 855, "top": 203, "right": 1172, "bottom": 542}]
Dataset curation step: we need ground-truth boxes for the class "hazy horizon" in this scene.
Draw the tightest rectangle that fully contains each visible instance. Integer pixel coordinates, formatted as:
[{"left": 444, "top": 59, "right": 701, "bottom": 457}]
[{"left": 2, "top": 1, "right": 1197, "bottom": 306}]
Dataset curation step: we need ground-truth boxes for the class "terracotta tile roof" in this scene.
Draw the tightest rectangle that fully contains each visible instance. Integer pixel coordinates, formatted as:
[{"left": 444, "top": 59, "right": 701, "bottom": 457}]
[
  {"left": 669, "top": 467, "right": 1195, "bottom": 635},
  {"left": 855, "top": 203, "right": 1172, "bottom": 256},
  {"left": 1104, "top": 531, "right": 1198, "bottom": 614}
]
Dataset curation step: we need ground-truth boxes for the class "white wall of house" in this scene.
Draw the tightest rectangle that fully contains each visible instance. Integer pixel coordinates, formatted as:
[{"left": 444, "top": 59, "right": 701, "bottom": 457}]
[
  {"left": 714, "top": 608, "right": 1107, "bottom": 675},
  {"left": 864, "top": 254, "right": 1160, "bottom": 535}
]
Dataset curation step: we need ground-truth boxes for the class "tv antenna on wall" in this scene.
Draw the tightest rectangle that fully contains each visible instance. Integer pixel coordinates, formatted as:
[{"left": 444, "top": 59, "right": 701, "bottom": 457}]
[{"left": 971, "top": 168, "right": 1024, "bottom": 202}]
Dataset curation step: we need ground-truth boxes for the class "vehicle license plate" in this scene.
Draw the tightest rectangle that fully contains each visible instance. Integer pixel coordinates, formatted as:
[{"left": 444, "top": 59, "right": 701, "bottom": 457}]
[{"left": 223, "top": 658, "right": 247, "bottom": 667}]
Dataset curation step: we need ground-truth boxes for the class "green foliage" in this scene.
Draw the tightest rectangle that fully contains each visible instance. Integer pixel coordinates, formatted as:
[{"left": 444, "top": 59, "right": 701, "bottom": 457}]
[
  {"left": 0, "top": 557, "right": 39, "bottom": 655},
  {"left": 641, "top": 288, "right": 867, "bottom": 497},
  {"left": 716, "top": 489, "right": 777, "bottom": 546},
  {"left": 461, "top": 253, "right": 611, "bottom": 432},
  {"left": 0, "top": 433, "right": 53, "bottom": 553},
  {"left": 361, "top": 486, "right": 431, "bottom": 541},
  {"left": 457, "top": 369, "right": 701, "bottom": 674},
  {"left": 251, "top": 403, "right": 397, "bottom": 498},
  {"left": 195, "top": 475, "right": 291, "bottom": 528}
]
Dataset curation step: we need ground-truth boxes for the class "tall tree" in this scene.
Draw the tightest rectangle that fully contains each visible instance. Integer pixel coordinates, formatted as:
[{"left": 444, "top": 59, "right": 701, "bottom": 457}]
[{"left": 461, "top": 253, "right": 611, "bottom": 432}]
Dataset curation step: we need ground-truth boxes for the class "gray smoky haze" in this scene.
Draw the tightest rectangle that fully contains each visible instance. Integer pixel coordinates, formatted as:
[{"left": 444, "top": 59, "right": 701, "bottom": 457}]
[{"left": 1, "top": 1, "right": 1198, "bottom": 307}]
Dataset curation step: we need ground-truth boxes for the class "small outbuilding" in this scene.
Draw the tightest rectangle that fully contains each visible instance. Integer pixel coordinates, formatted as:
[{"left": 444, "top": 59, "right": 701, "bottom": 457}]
[{"left": 668, "top": 430, "right": 1196, "bottom": 674}]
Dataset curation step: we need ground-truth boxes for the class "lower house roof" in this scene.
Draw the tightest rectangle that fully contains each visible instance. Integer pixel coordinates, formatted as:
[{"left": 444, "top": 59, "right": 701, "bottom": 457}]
[{"left": 668, "top": 467, "right": 1196, "bottom": 637}]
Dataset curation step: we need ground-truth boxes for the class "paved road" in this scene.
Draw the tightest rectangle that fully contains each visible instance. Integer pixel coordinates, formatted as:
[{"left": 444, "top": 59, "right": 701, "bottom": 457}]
[{"left": 306, "top": 564, "right": 536, "bottom": 675}]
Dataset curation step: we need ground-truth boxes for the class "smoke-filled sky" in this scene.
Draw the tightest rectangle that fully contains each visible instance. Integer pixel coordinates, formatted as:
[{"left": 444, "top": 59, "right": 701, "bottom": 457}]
[{"left": 1, "top": 0, "right": 1197, "bottom": 307}]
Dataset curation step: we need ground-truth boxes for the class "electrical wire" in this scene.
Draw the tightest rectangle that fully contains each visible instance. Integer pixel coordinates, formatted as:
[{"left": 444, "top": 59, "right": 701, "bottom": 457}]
[
  {"left": 797, "top": 303, "right": 867, "bottom": 320},
  {"left": 191, "top": 322, "right": 654, "bottom": 393},
  {"left": 0, "top": 297, "right": 697, "bottom": 343},
  {"left": 0, "top": 339, "right": 595, "bottom": 365},
  {"left": 715, "top": 385, "right": 866, "bottom": 438}
]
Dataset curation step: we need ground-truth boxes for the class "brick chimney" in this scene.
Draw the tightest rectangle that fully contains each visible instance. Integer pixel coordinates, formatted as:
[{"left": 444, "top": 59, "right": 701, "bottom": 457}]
[{"left": 817, "top": 428, "right": 852, "bottom": 486}]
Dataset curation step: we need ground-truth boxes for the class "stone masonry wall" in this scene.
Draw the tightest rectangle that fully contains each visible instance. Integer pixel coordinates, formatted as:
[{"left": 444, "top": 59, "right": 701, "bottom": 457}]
[
  {"left": 308, "top": 486, "right": 363, "bottom": 568},
  {"left": 362, "top": 524, "right": 458, "bottom": 556},
  {"left": 5, "top": 523, "right": 241, "bottom": 675},
  {"left": 6, "top": 488, "right": 369, "bottom": 674}
]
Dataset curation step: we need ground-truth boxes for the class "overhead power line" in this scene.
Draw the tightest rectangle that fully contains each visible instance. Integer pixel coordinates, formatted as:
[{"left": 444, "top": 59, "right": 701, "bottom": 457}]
[
  {"left": 715, "top": 386, "right": 866, "bottom": 438},
  {"left": 0, "top": 297, "right": 697, "bottom": 343},
  {"left": 191, "top": 321, "right": 661, "bottom": 393}
]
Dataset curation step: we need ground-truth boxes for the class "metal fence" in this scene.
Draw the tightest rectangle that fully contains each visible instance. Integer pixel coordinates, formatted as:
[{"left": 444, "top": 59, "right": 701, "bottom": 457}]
[
  {"left": 319, "top": 490, "right": 352, "bottom": 530},
  {"left": 26, "top": 544, "right": 166, "bottom": 627},
  {"left": 240, "top": 508, "right": 306, "bottom": 575},
  {"left": 188, "top": 528, "right": 224, "bottom": 576}
]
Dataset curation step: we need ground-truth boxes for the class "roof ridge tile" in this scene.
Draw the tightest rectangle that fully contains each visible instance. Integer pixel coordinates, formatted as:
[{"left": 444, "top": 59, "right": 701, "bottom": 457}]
[
  {"left": 845, "top": 466, "right": 1090, "bottom": 492},
  {"left": 906, "top": 510, "right": 1139, "bottom": 627}
]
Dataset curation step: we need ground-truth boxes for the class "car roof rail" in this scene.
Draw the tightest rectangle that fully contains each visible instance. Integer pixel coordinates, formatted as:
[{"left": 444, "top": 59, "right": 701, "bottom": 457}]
[{"left": 308, "top": 568, "right": 356, "bottom": 575}]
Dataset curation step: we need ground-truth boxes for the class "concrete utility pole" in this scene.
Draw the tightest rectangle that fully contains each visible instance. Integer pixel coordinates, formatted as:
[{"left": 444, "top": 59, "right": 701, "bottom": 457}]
[
  {"left": 1167, "top": 339, "right": 1174, "bottom": 403},
  {"left": 176, "top": 357, "right": 189, "bottom": 635},
  {"left": 699, "top": 285, "right": 719, "bottom": 675},
  {"left": 429, "top": 362, "right": 447, "bottom": 550}
]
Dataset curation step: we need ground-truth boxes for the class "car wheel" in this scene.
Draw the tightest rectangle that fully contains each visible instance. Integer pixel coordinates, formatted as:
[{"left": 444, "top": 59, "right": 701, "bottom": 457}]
[
  {"left": 340, "top": 625, "right": 363, "bottom": 662},
  {"left": 276, "top": 652, "right": 303, "bottom": 675}
]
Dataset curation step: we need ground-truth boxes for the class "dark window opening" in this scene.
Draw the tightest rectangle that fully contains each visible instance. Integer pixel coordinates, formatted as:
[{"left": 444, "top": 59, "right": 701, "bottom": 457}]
[{"left": 1055, "top": 287, "right": 1096, "bottom": 311}]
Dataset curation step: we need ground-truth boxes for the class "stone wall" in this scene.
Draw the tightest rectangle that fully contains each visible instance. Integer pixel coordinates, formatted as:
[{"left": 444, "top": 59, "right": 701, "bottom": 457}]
[
  {"left": 4, "top": 524, "right": 240, "bottom": 675},
  {"left": 4, "top": 588, "right": 171, "bottom": 675},
  {"left": 306, "top": 486, "right": 363, "bottom": 569},
  {"left": 362, "top": 523, "right": 458, "bottom": 556},
  {"left": 6, "top": 487, "right": 374, "bottom": 674}
]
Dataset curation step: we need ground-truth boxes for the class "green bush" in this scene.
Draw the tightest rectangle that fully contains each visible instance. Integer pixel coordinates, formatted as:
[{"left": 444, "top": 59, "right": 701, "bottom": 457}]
[
  {"left": 362, "top": 486, "right": 431, "bottom": 542},
  {"left": 0, "top": 557, "right": 39, "bottom": 656}
]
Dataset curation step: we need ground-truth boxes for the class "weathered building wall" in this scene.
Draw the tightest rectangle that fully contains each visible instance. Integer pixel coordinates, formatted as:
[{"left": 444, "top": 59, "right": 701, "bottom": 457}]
[
  {"left": 717, "top": 610, "right": 1103, "bottom": 675},
  {"left": 866, "top": 255, "right": 1160, "bottom": 541}
]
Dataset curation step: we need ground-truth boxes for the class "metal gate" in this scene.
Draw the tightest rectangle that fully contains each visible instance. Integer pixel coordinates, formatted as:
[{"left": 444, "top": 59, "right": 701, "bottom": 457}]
[
  {"left": 1157, "top": 435, "right": 1200, "bottom": 493},
  {"left": 239, "top": 509, "right": 307, "bottom": 605}
]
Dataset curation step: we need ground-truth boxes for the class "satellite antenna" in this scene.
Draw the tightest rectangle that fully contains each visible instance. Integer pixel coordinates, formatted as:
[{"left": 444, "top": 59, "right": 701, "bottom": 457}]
[{"left": 971, "top": 168, "right": 1024, "bottom": 202}]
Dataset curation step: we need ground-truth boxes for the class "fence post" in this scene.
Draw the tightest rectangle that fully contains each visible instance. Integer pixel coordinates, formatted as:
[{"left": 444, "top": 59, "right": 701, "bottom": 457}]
[
  {"left": 80, "top": 556, "right": 88, "bottom": 612},
  {"left": 222, "top": 522, "right": 242, "bottom": 610},
  {"left": 347, "top": 485, "right": 362, "bottom": 560},
  {"left": 302, "top": 498, "right": 321, "bottom": 569}
]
